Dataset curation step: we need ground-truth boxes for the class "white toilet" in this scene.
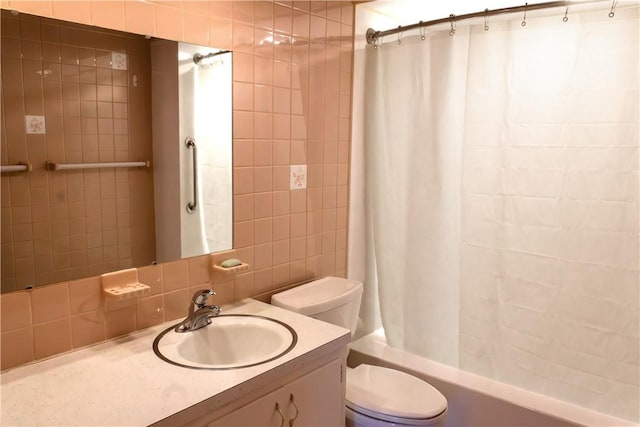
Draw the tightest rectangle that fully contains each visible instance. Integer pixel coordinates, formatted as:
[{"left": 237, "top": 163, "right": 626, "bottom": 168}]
[{"left": 272, "top": 277, "right": 448, "bottom": 426}]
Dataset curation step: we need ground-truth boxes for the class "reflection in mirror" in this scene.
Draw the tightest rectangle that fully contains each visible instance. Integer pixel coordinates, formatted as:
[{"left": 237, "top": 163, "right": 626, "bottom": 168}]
[
  {"left": 151, "top": 41, "right": 232, "bottom": 263},
  {"left": 0, "top": 11, "right": 233, "bottom": 293}
]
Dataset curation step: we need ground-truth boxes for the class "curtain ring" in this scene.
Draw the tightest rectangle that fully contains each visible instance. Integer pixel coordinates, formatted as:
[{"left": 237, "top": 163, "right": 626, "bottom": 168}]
[
  {"left": 419, "top": 21, "right": 426, "bottom": 40},
  {"left": 397, "top": 26, "right": 403, "bottom": 45},
  {"left": 449, "top": 14, "right": 456, "bottom": 36},
  {"left": 563, "top": 6, "right": 569, "bottom": 22},
  {"left": 521, "top": 3, "right": 528, "bottom": 26},
  {"left": 609, "top": 0, "right": 618, "bottom": 17},
  {"left": 484, "top": 9, "right": 490, "bottom": 31}
]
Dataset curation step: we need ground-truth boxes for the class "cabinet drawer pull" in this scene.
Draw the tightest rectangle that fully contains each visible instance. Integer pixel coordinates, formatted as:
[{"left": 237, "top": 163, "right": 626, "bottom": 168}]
[
  {"left": 289, "top": 394, "right": 299, "bottom": 427},
  {"left": 275, "top": 402, "right": 285, "bottom": 427}
]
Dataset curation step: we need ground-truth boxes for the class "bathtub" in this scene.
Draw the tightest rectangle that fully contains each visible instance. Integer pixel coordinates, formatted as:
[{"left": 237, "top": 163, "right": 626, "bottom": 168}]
[{"left": 347, "top": 330, "right": 636, "bottom": 427}]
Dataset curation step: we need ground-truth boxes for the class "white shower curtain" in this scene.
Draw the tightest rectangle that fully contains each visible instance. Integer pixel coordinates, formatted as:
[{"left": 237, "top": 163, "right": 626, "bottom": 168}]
[
  {"left": 178, "top": 44, "right": 233, "bottom": 259},
  {"left": 364, "top": 27, "right": 470, "bottom": 365},
  {"left": 363, "top": 6, "right": 639, "bottom": 421}
]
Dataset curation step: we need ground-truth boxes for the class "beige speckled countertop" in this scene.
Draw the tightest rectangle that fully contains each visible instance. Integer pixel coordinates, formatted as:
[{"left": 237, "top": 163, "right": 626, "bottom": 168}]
[{"left": 1, "top": 299, "right": 350, "bottom": 426}]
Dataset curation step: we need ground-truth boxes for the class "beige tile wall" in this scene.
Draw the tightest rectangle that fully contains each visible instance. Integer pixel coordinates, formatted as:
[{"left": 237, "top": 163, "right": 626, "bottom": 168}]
[
  {"left": 0, "top": 0, "right": 354, "bottom": 371},
  {"left": 1, "top": 10, "right": 156, "bottom": 292}
]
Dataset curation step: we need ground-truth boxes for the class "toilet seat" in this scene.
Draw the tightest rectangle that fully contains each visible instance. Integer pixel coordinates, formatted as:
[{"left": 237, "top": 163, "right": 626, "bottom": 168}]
[{"left": 346, "top": 364, "right": 447, "bottom": 425}]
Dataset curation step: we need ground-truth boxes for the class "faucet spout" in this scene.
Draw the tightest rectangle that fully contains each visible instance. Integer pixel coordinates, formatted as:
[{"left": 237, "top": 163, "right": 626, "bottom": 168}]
[{"left": 174, "top": 288, "right": 222, "bottom": 333}]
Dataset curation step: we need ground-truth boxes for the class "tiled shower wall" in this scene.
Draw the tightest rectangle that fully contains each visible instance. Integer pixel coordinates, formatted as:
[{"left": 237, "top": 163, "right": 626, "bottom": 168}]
[
  {"left": 0, "top": 0, "right": 354, "bottom": 371},
  {"left": 1, "top": 11, "right": 156, "bottom": 293}
]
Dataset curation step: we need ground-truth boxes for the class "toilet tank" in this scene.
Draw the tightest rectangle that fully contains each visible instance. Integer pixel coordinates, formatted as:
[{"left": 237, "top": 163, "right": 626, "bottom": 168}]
[{"left": 271, "top": 277, "right": 363, "bottom": 337}]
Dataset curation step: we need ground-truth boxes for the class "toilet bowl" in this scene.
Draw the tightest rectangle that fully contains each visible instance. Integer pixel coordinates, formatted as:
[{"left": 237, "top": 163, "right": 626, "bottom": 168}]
[
  {"left": 346, "top": 364, "right": 447, "bottom": 426},
  {"left": 271, "top": 277, "right": 448, "bottom": 427}
]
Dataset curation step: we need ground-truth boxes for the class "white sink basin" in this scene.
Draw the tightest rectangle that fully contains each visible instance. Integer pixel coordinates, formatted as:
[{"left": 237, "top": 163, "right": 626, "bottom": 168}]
[{"left": 153, "top": 314, "right": 297, "bottom": 370}]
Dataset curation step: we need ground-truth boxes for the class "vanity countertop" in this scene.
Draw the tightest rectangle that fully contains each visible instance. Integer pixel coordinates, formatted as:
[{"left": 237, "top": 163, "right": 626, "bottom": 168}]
[{"left": 1, "top": 299, "right": 351, "bottom": 426}]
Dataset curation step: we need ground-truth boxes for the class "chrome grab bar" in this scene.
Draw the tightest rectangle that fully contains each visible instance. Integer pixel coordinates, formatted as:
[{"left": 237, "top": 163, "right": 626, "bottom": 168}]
[
  {"left": 185, "top": 137, "right": 198, "bottom": 214},
  {"left": 1, "top": 162, "right": 31, "bottom": 173},
  {"left": 45, "top": 160, "right": 150, "bottom": 171}
]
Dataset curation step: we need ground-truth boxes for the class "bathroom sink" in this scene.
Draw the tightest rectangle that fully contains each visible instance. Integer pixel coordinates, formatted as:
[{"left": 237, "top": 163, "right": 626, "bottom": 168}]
[{"left": 153, "top": 314, "right": 297, "bottom": 370}]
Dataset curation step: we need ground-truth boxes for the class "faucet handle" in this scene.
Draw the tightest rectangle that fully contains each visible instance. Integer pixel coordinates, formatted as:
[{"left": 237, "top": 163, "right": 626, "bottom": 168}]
[{"left": 192, "top": 289, "right": 215, "bottom": 307}]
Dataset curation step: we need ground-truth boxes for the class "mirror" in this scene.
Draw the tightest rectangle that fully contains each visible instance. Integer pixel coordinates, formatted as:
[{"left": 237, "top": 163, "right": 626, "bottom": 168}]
[{"left": 0, "top": 10, "right": 233, "bottom": 293}]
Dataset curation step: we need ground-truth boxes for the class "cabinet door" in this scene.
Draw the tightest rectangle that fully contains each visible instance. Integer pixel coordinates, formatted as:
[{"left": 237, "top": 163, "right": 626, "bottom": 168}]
[
  {"left": 209, "top": 359, "right": 344, "bottom": 427},
  {"left": 207, "top": 393, "right": 287, "bottom": 427},
  {"left": 285, "top": 358, "right": 344, "bottom": 426}
]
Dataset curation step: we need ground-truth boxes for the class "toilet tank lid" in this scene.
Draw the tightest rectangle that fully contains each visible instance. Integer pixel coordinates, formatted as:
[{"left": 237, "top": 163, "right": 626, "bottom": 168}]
[{"left": 271, "top": 276, "right": 363, "bottom": 316}]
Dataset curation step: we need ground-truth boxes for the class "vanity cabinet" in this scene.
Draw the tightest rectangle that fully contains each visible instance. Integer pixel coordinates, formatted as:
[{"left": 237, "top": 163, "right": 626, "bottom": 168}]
[
  {"left": 207, "top": 359, "right": 345, "bottom": 427},
  {"left": 1, "top": 299, "right": 351, "bottom": 427}
]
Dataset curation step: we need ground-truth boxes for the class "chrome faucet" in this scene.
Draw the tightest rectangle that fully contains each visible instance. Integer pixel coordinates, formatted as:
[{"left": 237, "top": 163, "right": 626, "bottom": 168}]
[{"left": 174, "top": 289, "right": 221, "bottom": 333}]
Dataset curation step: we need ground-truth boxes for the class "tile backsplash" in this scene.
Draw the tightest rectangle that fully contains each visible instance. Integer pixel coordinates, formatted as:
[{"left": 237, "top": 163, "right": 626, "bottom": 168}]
[{"left": 0, "top": 0, "right": 354, "bottom": 371}]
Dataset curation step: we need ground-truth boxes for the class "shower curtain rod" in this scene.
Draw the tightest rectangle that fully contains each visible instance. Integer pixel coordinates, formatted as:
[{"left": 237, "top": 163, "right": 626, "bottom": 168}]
[
  {"left": 193, "top": 49, "right": 230, "bottom": 65},
  {"left": 365, "top": 0, "right": 607, "bottom": 44}
]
